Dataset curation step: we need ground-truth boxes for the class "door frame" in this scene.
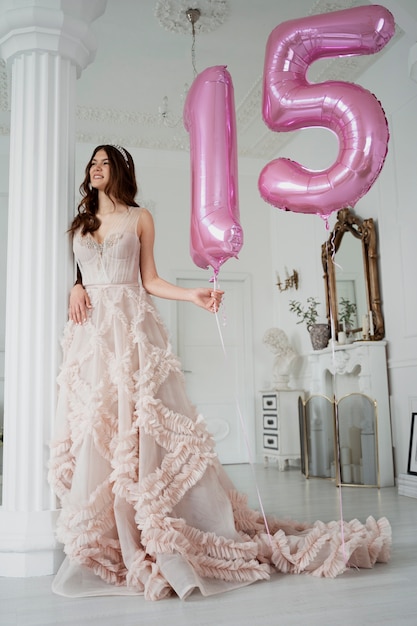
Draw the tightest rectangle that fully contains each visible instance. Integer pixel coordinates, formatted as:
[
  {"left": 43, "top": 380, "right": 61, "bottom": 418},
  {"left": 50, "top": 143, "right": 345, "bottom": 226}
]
[{"left": 170, "top": 269, "right": 256, "bottom": 462}]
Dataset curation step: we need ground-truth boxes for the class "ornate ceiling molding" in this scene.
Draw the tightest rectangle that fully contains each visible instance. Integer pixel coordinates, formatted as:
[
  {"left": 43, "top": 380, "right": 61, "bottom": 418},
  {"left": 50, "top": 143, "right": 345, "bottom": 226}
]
[
  {"left": 309, "top": 0, "right": 361, "bottom": 15},
  {"left": 75, "top": 130, "right": 189, "bottom": 152},
  {"left": 77, "top": 105, "right": 162, "bottom": 127}
]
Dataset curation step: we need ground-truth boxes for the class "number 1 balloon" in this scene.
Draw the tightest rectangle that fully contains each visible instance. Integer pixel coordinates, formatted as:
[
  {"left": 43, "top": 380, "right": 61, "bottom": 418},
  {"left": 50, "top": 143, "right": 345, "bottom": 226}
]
[
  {"left": 184, "top": 65, "right": 243, "bottom": 275},
  {"left": 258, "top": 4, "right": 395, "bottom": 218}
]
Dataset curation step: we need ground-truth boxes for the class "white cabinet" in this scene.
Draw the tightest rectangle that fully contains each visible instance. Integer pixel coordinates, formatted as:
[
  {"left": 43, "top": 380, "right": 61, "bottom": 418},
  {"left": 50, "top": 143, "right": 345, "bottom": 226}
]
[{"left": 259, "top": 390, "right": 304, "bottom": 470}]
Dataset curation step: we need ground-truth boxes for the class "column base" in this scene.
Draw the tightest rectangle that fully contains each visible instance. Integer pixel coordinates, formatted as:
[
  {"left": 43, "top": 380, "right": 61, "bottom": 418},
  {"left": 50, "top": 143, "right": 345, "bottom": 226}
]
[{"left": 0, "top": 509, "right": 64, "bottom": 577}]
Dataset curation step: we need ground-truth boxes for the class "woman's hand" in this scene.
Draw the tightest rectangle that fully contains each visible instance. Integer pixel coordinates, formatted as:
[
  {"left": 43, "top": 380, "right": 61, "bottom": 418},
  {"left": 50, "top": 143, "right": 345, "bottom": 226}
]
[
  {"left": 69, "top": 284, "right": 92, "bottom": 324},
  {"left": 192, "top": 288, "right": 224, "bottom": 313}
]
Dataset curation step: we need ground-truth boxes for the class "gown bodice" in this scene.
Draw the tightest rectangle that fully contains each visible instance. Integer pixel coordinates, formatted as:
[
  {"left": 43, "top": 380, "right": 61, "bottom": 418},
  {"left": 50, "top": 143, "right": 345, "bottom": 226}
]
[{"left": 73, "top": 207, "right": 142, "bottom": 286}]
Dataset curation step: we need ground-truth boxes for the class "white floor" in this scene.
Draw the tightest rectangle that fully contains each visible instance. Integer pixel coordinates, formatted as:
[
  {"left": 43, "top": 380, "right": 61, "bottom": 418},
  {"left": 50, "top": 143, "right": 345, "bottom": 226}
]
[{"left": 1, "top": 464, "right": 417, "bottom": 626}]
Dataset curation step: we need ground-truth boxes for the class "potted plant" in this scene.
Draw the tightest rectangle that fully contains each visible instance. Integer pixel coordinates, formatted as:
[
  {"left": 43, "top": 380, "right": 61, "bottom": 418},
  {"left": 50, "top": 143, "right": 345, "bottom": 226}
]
[
  {"left": 289, "top": 297, "right": 330, "bottom": 350},
  {"left": 338, "top": 297, "right": 357, "bottom": 333}
]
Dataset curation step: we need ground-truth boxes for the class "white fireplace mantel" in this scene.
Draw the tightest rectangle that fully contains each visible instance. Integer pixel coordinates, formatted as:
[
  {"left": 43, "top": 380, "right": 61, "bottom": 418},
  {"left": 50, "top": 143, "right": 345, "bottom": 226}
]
[{"left": 308, "top": 341, "right": 394, "bottom": 487}]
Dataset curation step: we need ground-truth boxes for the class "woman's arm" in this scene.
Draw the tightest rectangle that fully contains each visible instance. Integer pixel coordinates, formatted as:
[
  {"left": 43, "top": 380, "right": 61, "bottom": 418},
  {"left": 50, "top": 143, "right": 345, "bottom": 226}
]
[
  {"left": 138, "top": 208, "right": 223, "bottom": 313},
  {"left": 68, "top": 265, "right": 92, "bottom": 324}
]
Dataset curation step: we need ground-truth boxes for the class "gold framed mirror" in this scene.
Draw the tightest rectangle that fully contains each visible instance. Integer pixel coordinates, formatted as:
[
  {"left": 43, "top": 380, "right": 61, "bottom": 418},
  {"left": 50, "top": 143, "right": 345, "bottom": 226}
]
[{"left": 321, "top": 208, "right": 384, "bottom": 341}]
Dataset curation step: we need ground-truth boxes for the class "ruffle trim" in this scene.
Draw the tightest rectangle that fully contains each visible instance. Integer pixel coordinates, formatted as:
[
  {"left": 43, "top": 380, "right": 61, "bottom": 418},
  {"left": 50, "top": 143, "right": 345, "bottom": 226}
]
[
  {"left": 51, "top": 432, "right": 392, "bottom": 599},
  {"left": 48, "top": 439, "right": 74, "bottom": 499}
]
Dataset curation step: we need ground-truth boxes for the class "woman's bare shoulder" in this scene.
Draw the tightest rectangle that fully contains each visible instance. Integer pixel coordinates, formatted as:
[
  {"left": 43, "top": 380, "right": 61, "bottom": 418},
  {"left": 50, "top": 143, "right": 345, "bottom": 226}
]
[
  {"left": 134, "top": 206, "right": 154, "bottom": 236},
  {"left": 129, "top": 206, "right": 152, "bottom": 218}
]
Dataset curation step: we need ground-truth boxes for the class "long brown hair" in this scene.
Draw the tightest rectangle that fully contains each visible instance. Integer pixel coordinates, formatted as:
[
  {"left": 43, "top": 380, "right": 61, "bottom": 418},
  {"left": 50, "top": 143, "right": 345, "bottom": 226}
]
[{"left": 68, "top": 145, "right": 140, "bottom": 237}]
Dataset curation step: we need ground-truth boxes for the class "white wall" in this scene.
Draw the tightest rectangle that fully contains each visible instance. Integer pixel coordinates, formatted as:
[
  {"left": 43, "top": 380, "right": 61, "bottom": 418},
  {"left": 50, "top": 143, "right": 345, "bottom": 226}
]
[{"left": 268, "top": 30, "right": 417, "bottom": 475}]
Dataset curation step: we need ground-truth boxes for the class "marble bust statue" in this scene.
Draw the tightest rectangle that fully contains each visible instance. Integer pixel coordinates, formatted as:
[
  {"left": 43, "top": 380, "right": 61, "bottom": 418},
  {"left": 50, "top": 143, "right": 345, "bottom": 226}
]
[{"left": 263, "top": 328, "right": 297, "bottom": 390}]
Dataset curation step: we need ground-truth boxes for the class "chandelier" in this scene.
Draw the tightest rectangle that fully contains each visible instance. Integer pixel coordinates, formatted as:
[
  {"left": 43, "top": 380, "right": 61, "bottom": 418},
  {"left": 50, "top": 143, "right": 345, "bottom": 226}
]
[{"left": 155, "top": 0, "right": 229, "bottom": 127}]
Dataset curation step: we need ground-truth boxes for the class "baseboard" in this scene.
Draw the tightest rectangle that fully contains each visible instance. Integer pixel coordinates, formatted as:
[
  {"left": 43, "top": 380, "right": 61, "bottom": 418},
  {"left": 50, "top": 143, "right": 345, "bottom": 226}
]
[{"left": 397, "top": 473, "right": 417, "bottom": 499}]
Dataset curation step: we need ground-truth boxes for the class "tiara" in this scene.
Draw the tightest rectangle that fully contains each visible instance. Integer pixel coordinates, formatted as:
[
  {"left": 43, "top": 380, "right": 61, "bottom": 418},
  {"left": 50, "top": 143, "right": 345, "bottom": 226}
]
[{"left": 112, "top": 144, "right": 129, "bottom": 167}]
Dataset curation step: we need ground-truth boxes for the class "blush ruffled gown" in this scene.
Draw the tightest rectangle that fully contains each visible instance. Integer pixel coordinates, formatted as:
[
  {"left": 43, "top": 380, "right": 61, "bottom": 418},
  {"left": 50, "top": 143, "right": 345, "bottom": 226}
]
[{"left": 48, "top": 207, "right": 391, "bottom": 601}]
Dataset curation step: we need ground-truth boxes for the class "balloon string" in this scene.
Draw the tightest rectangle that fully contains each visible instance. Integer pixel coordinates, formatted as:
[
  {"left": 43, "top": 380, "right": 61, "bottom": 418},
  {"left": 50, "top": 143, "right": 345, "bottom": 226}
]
[
  {"left": 324, "top": 220, "right": 348, "bottom": 567},
  {"left": 212, "top": 276, "right": 273, "bottom": 547},
  {"left": 329, "top": 297, "right": 348, "bottom": 568}
]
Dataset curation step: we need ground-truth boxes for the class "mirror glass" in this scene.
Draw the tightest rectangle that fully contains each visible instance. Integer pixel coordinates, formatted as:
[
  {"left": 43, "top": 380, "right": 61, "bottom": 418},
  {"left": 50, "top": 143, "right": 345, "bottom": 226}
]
[
  {"left": 322, "top": 208, "right": 385, "bottom": 341},
  {"left": 335, "top": 234, "right": 366, "bottom": 331}
]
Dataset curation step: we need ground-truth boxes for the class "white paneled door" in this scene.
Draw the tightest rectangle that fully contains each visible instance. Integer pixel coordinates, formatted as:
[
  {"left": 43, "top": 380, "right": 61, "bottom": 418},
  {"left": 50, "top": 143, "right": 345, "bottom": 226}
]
[{"left": 176, "top": 274, "right": 254, "bottom": 464}]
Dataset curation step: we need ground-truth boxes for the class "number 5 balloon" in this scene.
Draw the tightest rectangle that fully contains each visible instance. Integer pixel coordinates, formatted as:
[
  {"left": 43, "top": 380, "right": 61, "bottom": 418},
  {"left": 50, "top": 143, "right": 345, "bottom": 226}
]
[
  {"left": 184, "top": 65, "right": 243, "bottom": 276},
  {"left": 258, "top": 4, "right": 395, "bottom": 218}
]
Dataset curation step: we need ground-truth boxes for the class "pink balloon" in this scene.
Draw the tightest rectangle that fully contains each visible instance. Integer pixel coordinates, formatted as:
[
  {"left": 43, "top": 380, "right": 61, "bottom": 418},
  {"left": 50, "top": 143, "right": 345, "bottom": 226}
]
[
  {"left": 258, "top": 4, "right": 395, "bottom": 218},
  {"left": 183, "top": 65, "right": 242, "bottom": 275}
]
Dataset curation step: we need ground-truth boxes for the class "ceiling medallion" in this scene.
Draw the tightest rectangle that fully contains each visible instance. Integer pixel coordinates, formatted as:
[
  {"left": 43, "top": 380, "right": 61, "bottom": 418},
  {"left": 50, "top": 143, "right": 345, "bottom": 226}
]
[{"left": 155, "top": 0, "right": 229, "bottom": 35}]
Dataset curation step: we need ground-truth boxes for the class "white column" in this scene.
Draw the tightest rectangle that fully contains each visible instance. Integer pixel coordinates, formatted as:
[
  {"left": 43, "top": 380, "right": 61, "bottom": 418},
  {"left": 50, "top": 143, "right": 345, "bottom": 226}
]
[{"left": 0, "top": 0, "right": 107, "bottom": 577}]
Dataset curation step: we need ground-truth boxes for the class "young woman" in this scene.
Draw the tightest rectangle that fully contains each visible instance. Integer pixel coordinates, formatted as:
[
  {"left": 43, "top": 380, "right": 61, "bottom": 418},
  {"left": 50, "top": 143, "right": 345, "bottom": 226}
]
[{"left": 49, "top": 145, "right": 391, "bottom": 601}]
